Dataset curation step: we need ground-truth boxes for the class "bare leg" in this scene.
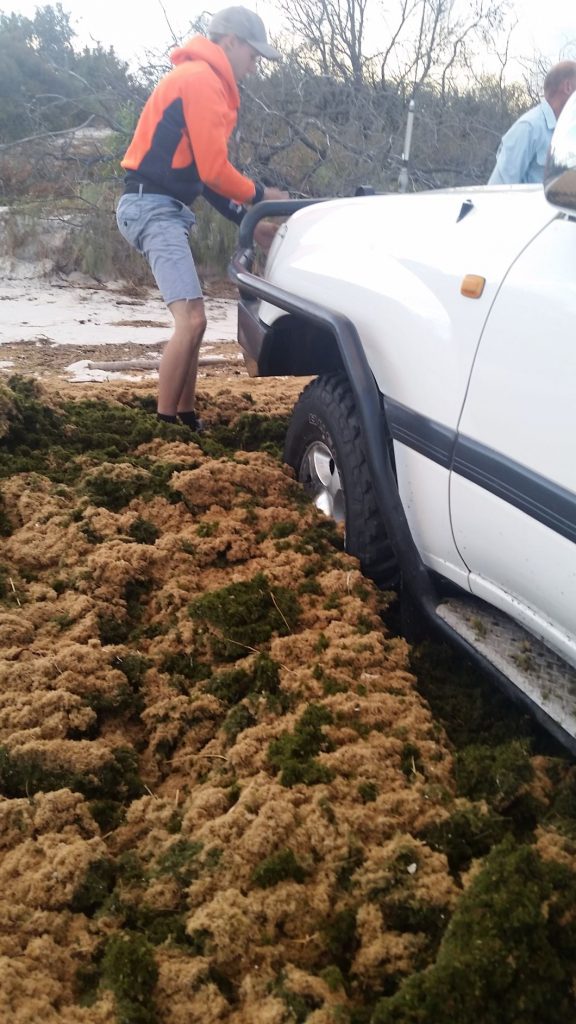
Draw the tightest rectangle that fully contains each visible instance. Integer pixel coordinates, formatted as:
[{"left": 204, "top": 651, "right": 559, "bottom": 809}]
[
  {"left": 157, "top": 298, "right": 207, "bottom": 417},
  {"left": 176, "top": 341, "right": 201, "bottom": 414}
]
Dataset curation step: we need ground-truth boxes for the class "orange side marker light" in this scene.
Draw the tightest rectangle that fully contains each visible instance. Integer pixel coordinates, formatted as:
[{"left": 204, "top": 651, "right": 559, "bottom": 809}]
[{"left": 460, "top": 274, "right": 486, "bottom": 299}]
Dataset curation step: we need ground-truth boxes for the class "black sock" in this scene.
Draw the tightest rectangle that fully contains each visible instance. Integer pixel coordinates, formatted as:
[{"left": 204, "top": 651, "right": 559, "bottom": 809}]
[
  {"left": 157, "top": 413, "right": 177, "bottom": 423},
  {"left": 177, "top": 410, "right": 200, "bottom": 428}
]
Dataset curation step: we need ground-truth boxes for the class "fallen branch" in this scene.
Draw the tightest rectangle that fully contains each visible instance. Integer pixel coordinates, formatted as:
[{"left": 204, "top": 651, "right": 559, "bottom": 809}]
[{"left": 85, "top": 353, "right": 243, "bottom": 372}]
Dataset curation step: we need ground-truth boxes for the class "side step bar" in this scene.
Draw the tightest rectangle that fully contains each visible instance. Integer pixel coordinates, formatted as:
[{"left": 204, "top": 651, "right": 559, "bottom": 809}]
[{"left": 435, "top": 595, "right": 576, "bottom": 754}]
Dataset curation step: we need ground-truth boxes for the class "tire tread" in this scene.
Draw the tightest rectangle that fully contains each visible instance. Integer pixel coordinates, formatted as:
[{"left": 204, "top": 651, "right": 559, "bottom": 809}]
[{"left": 284, "top": 374, "right": 398, "bottom": 586}]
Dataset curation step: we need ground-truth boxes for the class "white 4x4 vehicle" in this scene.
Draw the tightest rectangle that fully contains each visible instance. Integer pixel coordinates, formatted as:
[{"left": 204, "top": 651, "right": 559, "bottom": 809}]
[{"left": 229, "top": 94, "right": 576, "bottom": 751}]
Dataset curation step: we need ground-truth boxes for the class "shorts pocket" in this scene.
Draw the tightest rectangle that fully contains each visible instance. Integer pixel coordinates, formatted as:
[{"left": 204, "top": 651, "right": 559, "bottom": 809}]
[{"left": 116, "top": 197, "right": 142, "bottom": 250}]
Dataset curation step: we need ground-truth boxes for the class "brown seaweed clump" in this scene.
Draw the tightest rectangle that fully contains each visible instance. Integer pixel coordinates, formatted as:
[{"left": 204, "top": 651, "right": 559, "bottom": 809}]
[{"left": 1, "top": 378, "right": 576, "bottom": 1024}]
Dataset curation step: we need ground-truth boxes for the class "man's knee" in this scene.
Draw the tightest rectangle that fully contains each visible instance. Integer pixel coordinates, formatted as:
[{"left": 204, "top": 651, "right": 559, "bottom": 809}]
[
  {"left": 171, "top": 299, "right": 207, "bottom": 342},
  {"left": 190, "top": 304, "right": 208, "bottom": 336},
  {"left": 185, "top": 307, "right": 207, "bottom": 341}
]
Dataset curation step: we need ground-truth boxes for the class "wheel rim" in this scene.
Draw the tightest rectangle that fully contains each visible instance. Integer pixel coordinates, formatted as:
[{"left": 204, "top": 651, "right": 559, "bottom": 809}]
[{"left": 299, "top": 441, "right": 346, "bottom": 522}]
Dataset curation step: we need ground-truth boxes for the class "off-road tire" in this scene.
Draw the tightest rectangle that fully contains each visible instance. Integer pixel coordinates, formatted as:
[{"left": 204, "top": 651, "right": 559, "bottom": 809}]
[{"left": 284, "top": 373, "right": 398, "bottom": 587}]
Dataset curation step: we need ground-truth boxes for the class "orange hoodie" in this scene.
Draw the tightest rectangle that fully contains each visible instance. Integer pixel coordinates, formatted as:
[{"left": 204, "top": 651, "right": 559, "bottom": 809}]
[{"left": 121, "top": 37, "right": 258, "bottom": 206}]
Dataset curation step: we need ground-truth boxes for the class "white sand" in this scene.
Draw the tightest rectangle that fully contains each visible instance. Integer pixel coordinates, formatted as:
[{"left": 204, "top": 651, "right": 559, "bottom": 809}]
[
  {"left": 0, "top": 278, "right": 238, "bottom": 347},
  {"left": 0, "top": 271, "right": 241, "bottom": 382}
]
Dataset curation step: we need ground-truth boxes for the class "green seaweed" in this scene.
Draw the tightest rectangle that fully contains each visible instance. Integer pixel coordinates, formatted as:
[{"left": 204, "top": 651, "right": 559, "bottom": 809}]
[
  {"left": 358, "top": 782, "right": 378, "bottom": 803},
  {"left": 223, "top": 703, "right": 257, "bottom": 741},
  {"left": 320, "top": 965, "right": 346, "bottom": 992},
  {"left": 166, "top": 810, "right": 183, "bottom": 834},
  {"left": 113, "top": 653, "right": 151, "bottom": 689},
  {"left": 208, "top": 966, "right": 238, "bottom": 1004},
  {"left": 268, "top": 704, "right": 335, "bottom": 787},
  {"left": 84, "top": 468, "right": 150, "bottom": 512},
  {"left": 454, "top": 739, "right": 534, "bottom": 810},
  {"left": 209, "top": 412, "right": 289, "bottom": 458},
  {"left": 117, "top": 902, "right": 195, "bottom": 949},
  {"left": 0, "top": 563, "right": 10, "bottom": 599},
  {"left": 0, "top": 494, "right": 12, "bottom": 537},
  {"left": 189, "top": 572, "right": 300, "bottom": 661},
  {"left": 321, "top": 908, "right": 359, "bottom": 974},
  {"left": 0, "top": 744, "right": 143, "bottom": 802},
  {"left": 371, "top": 839, "right": 576, "bottom": 1024},
  {"left": 154, "top": 838, "right": 203, "bottom": 886},
  {"left": 322, "top": 676, "right": 348, "bottom": 695},
  {"left": 298, "top": 578, "right": 323, "bottom": 596},
  {"left": 422, "top": 803, "right": 509, "bottom": 873},
  {"left": 160, "top": 650, "right": 210, "bottom": 684},
  {"left": 269, "top": 520, "right": 296, "bottom": 539},
  {"left": 252, "top": 848, "right": 307, "bottom": 888},
  {"left": 293, "top": 519, "right": 344, "bottom": 556},
  {"left": 546, "top": 764, "right": 576, "bottom": 836},
  {"left": 89, "top": 798, "right": 126, "bottom": 834},
  {"left": 410, "top": 642, "right": 536, "bottom": 750},
  {"left": 206, "top": 654, "right": 281, "bottom": 706},
  {"left": 205, "top": 666, "right": 257, "bottom": 705},
  {"left": 124, "top": 577, "right": 153, "bottom": 622},
  {"left": 336, "top": 844, "right": 364, "bottom": 890},
  {"left": 71, "top": 857, "right": 116, "bottom": 915},
  {"left": 98, "top": 612, "right": 131, "bottom": 646},
  {"left": 116, "top": 851, "right": 146, "bottom": 885},
  {"left": 98, "top": 579, "right": 152, "bottom": 646},
  {"left": 0, "top": 383, "right": 191, "bottom": 517},
  {"left": 80, "top": 521, "right": 103, "bottom": 545},
  {"left": 419, "top": 805, "right": 508, "bottom": 874},
  {"left": 196, "top": 519, "right": 219, "bottom": 537},
  {"left": 186, "top": 928, "right": 212, "bottom": 955},
  {"left": 356, "top": 613, "right": 375, "bottom": 635},
  {"left": 100, "top": 931, "right": 158, "bottom": 1024},
  {"left": 128, "top": 517, "right": 159, "bottom": 545},
  {"left": 84, "top": 680, "right": 143, "bottom": 721}
]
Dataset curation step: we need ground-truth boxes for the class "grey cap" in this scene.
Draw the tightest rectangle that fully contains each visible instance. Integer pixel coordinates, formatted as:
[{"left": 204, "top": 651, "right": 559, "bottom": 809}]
[{"left": 208, "top": 6, "right": 281, "bottom": 60}]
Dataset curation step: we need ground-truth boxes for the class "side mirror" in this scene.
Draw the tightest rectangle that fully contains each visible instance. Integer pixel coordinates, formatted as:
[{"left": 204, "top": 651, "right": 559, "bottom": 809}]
[{"left": 544, "top": 91, "right": 576, "bottom": 212}]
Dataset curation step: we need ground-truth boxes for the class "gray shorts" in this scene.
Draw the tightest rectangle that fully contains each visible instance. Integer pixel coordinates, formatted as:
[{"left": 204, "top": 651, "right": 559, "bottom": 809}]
[{"left": 116, "top": 191, "right": 202, "bottom": 305}]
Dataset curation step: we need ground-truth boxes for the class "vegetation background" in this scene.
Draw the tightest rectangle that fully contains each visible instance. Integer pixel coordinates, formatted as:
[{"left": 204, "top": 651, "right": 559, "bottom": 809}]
[{"left": 0, "top": 0, "right": 566, "bottom": 283}]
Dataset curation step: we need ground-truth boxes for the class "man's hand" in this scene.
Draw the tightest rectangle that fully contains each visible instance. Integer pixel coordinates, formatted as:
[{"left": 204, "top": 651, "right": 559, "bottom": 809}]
[
  {"left": 251, "top": 189, "right": 289, "bottom": 252},
  {"left": 253, "top": 220, "right": 282, "bottom": 252},
  {"left": 262, "top": 186, "right": 290, "bottom": 201}
]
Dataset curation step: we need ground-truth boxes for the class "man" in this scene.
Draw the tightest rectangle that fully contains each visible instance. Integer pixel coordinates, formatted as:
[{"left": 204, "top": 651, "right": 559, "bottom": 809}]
[
  {"left": 488, "top": 61, "right": 576, "bottom": 186},
  {"left": 116, "top": 6, "right": 288, "bottom": 429}
]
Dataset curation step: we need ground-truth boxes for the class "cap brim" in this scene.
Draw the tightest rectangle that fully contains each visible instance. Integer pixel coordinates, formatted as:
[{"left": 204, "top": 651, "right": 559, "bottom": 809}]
[{"left": 248, "top": 39, "right": 281, "bottom": 60}]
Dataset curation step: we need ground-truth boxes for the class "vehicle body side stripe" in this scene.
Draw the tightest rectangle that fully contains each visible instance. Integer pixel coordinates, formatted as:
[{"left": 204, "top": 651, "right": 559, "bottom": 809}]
[
  {"left": 384, "top": 400, "right": 454, "bottom": 468},
  {"left": 385, "top": 399, "right": 576, "bottom": 545}
]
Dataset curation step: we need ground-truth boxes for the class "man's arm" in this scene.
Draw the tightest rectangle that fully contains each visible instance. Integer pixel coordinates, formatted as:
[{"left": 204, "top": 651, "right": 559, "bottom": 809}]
[
  {"left": 203, "top": 184, "right": 290, "bottom": 221},
  {"left": 203, "top": 187, "right": 247, "bottom": 224},
  {"left": 488, "top": 121, "right": 535, "bottom": 185},
  {"left": 202, "top": 185, "right": 289, "bottom": 252}
]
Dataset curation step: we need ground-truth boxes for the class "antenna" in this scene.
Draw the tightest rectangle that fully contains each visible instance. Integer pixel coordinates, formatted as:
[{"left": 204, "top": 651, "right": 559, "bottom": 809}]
[
  {"left": 398, "top": 99, "right": 415, "bottom": 193},
  {"left": 398, "top": 0, "right": 426, "bottom": 192}
]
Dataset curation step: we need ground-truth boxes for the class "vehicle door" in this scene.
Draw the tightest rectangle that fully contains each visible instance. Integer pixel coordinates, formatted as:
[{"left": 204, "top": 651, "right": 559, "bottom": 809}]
[{"left": 449, "top": 213, "right": 576, "bottom": 665}]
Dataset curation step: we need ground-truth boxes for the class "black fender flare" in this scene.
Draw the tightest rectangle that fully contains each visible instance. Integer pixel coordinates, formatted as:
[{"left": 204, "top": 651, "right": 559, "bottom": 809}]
[{"left": 229, "top": 209, "right": 437, "bottom": 608}]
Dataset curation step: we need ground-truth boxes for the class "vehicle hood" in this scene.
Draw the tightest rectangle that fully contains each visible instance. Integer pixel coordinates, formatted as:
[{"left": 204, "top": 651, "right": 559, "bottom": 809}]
[{"left": 263, "top": 185, "right": 558, "bottom": 315}]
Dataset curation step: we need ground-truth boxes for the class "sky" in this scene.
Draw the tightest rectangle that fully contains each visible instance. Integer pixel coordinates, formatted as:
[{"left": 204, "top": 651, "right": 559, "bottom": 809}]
[{"left": 2, "top": 0, "right": 575, "bottom": 78}]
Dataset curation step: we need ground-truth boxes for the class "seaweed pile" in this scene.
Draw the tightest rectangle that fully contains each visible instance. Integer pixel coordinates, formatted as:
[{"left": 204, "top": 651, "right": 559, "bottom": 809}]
[{"left": 1, "top": 376, "right": 576, "bottom": 1024}]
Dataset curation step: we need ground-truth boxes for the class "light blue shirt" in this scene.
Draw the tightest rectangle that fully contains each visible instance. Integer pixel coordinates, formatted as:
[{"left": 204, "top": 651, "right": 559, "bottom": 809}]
[{"left": 488, "top": 99, "right": 556, "bottom": 185}]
